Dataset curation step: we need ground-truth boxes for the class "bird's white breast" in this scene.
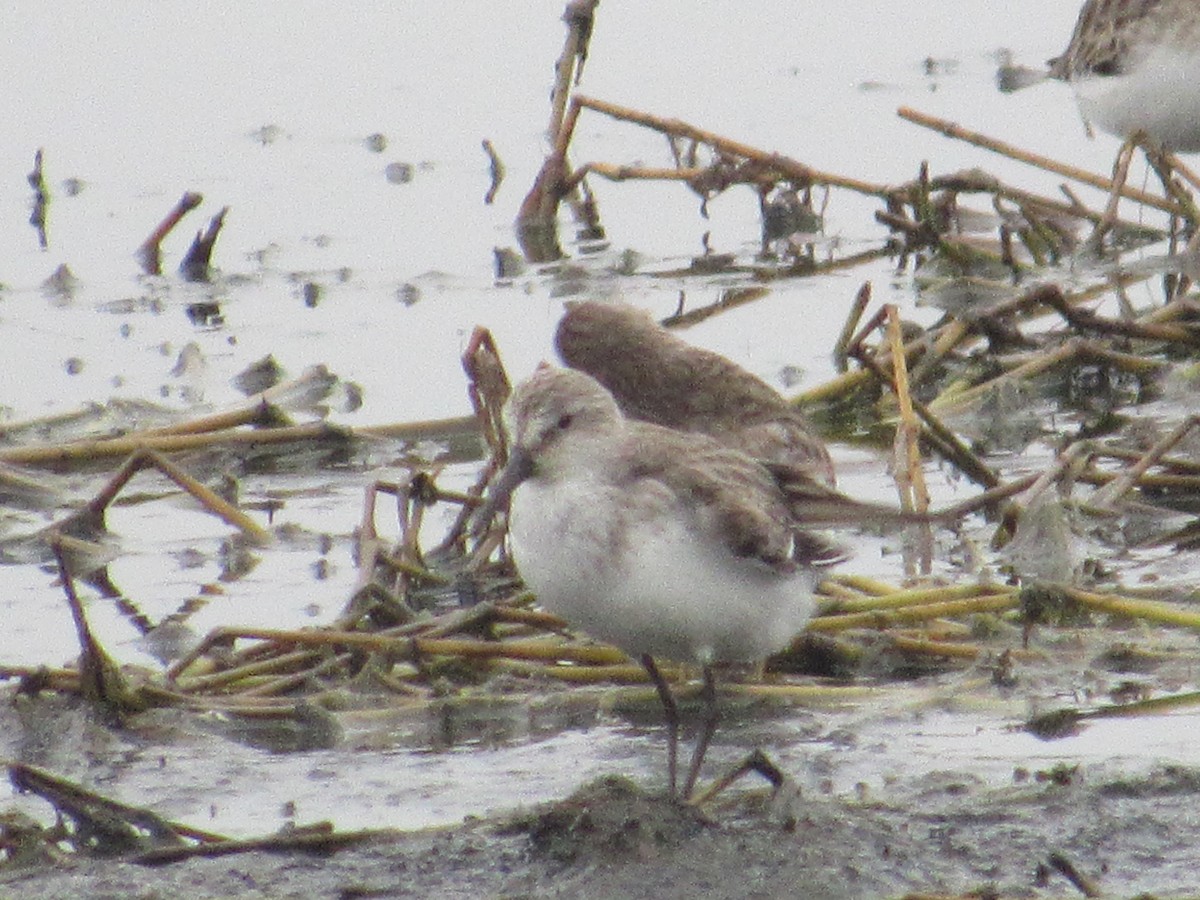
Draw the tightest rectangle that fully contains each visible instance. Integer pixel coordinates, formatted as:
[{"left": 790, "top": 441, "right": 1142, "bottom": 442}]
[
  {"left": 508, "top": 474, "right": 817, "bottom": 666},
  {"left": 1075, "top": 44, "right": 1200, "bottom": 151}
]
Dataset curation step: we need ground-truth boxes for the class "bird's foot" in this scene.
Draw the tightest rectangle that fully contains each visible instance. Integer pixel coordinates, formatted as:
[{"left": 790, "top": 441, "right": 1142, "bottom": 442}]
[{"left": 686, "top": 747, "right": 799, "bottom": 827}]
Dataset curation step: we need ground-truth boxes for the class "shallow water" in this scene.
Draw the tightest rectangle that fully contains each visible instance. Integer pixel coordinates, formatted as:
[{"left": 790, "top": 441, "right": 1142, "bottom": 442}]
[{"left": 3, "top": 0, "right": 1199, "bottom": 859}]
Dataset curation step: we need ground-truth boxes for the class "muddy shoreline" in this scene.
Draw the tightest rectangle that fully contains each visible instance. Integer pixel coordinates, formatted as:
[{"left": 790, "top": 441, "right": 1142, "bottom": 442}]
[{"left": 5, "top": 760, "right": 1200, "bottom": 899}]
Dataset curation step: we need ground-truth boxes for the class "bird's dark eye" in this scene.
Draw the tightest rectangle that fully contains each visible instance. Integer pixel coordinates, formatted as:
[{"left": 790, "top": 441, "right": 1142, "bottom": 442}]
[{"left": 557, "top": 413, "right": 574, "bottom": 430}]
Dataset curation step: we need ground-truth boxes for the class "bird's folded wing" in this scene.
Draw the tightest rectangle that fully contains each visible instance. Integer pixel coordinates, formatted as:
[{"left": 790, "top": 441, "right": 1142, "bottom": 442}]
[{"left": 621, "top": 425, "right": 802, "bottom": 571}]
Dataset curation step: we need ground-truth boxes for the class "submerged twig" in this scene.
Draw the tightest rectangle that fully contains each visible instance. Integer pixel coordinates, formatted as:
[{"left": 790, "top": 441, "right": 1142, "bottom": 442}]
[
  {"left": 1087, "top": 416, "right": 1200, "bottom": 511},
  {"left": 27, "top": 148, "right": 48, "bottom": 249},
  {"left": 136, "top": 191, "right": 203, "bottom": 275},
  {"left": 9, "top": 762, "right": 226, "bottom": 856},
  {"left": 834, "top": 282, "right": 872, "bottom": 370},
  {"left": 134, "top": 824, "right": 388, "bottom": 866},
  {"left": 179, "top": 206, "right": 228, "bottom": 281},
  {"left": 50, "top": 447, "right": 271, "bottom": 546},
  {"left": 482, "top": 138, "right": 505, "bottom": 205},
  {"left": 49, "top": 537, "right": 142, "bottom": 720}
]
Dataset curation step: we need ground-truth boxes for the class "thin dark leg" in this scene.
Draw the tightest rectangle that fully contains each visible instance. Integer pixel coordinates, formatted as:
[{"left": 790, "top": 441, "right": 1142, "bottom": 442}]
[
  {"left": 1089, "top": 136, "right": 1137, "bottom": 249},
  {"left": 641, "top": 654, "right": 679, "bottom": 797},
  {"left": 682, "top": 665, "right": 718, "bottom": 800}
]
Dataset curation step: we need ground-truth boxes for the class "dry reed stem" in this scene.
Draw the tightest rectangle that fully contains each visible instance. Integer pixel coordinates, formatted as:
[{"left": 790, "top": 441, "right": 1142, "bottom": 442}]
[
  {"left": 658, "top": 287, "right": 773, "bottom": 327},
  {"left": 1066, "top": 589, "right": 1200, "bottom": 630},
  {"left": 886, "top": 304, "right": 930, "bottom": 517},
  {"left": 132, "top": 449, "right": 271, "bottom": 543},
  {"left": 10, "top": 761, "right": 228, "bottom": 848},
  {"left": 136, "top": 191, "right": 204, "bottom": 275},
  {"left": 804, "top": 266, "right": 1159, "bottom": 414},
  {"left": 934, "top": 472, "right": 1040, "bottom": 521},
  {"left": 897, "top": 106, "right": 1177, "bottom": 215},
  {"left": 1145, "top": 145, "right": 1200, "bottom": 225},
  {"left": 164, "top": 580, "right": 1028, "bottom": 700},
  {"left": 133, "top": 824, "right": 386, "bottom": 866},
  {"left": 819, "top": 581, "right": 876, "bottom": 603},
  {"left": 50, "top": 536, "right": 139, "bottom": 716},
  {"left": 893, "top": 620, "right": 976, "bottom": 641},
  {"left": 888, "top": 635, "right": 980, "bottom": 660},
  {"left": 1164, "top": 151, "right": 1200, "bottom": 193},
  {"left": 135, "top": 686, "right": 318, "bottom": 713},
  {"left": 927, "top": 339, "right": 1168, "bottom": 415},
  {"left": 686, "top": 750, "right": 787, "bottom": 807},
  {"left": 461, "top": 326, "right": 512, "bottom": 461},
  {"left": 807, "top": 592, "right": 1019, "bottom": 633},
  {"left": 581, "top": 162, "right": 707, "bottom": 182},
  {"left": 350, "top": 480, "right": 393, "bottom": 599},
  {"left": 1080, "top": 470, "right": 1200, "bottom": 493},
  {"left": 1098, "top": 445, "right": 1200, "bottom": 475},
  {"left": 46, "top": 447, "right": 271, "bottom": 546},
  {"left": 492, "top": 659, "right": 670, "bottom": 684},
  {"left": 491, "top": 605, "right": 570, "bottom": 630},
  {"left": 132, "top": 402, "right": 283, "bottom": 438},
  {"left": 356, "top": 414, "right": 480, "bottom": 444},
  {"left": 0, "top": 381, "right": 479, "bottom": 474},
  {"left": 731, "top": 682, "right": 893, "bottom": 703},
  {"left": 0, "top": 666, "right": 81, "bottom": 692},
  {"left": 548, "top": 0, "right": 597, "bottom": 144},
  {"left": 1087, "top": 416, "right": 1200, "bottom": 510},
  {"left": 835, "top": 282, "right": 872, "bottom": 367},
  {"left": 516, "top": 4, "right": 594, "bottom": 243},
  {"left": 825, "top": 574, "right": 901, "bottom": 595},
  {"left": 910, "top": 161, "right": 1153, "bottom": 234},
  {"left": 168, "top": 630, "right": 630, "bottom": 683},
  {"left": 238, "top": 652, "right": 355, "bottom": 697},
  {"left": 132, "top": 366, "right": 338, "bottom": 438},
  {"left": 574, "top": 94, "right": 893, "bottom": 197},
  {"left": 796, "top": 366, "right": 877, "bottom": 405},
  {"left": 819, "top": 582, "right": 1010, "bottom": 615},
  {"left": 1091, "top": 138, "right": 1139, "bottom": 246},
  {"left": 173, "top": 649, "right": 327, "bottom": 693},
  {"left": 0, "top": 421, "right": 350, "bottom": 468},
  {"left": 603, "top": 680, "right": 878, "bottom": 706},
  {"left": 800, "top": 312, "right": 930, "bottom": 405},
  {"left": 846, "top": 313, "right": 999, "bottom": 491},
  {"left": 0, "top": 405, "right": 106, "bottom": 441},
  {"left": 1045, "top": 299, "right": 1200, "bottom": 346},
  {"left": 1086, "top": 688, "right": 1200, "bottom": 720}
]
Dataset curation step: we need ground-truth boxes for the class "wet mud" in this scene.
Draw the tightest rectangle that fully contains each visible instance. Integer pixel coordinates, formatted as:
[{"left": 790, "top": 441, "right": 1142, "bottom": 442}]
[{"left": 5, "top": 763, "right": 1200, "bottom": 899}]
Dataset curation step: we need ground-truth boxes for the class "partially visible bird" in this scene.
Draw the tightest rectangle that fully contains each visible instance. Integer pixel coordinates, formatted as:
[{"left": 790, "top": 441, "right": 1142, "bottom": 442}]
[
  {"left": 554, "top": 301, "right": 836, "bottom": 488},
  {"left": 1049, "top": 0, "right": 1200, "bottom": 151}
]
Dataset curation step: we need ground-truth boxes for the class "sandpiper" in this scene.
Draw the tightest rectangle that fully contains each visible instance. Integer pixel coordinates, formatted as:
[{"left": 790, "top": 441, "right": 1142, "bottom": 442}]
[
  {"left": 1049, "top": 0, "right": 1200, "bottom": 151},
  {"left": 480, "top": 366, "right": 835, "bottom": 799},
  {"left": 555, "top": 301, "right": 836, "bottom": 487}
]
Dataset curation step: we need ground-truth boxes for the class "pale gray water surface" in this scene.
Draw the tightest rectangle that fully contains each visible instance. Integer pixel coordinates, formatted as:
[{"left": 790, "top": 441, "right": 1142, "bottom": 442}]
[{"left": 3, "top": 1, "right": 1199, "bottom": 869}]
